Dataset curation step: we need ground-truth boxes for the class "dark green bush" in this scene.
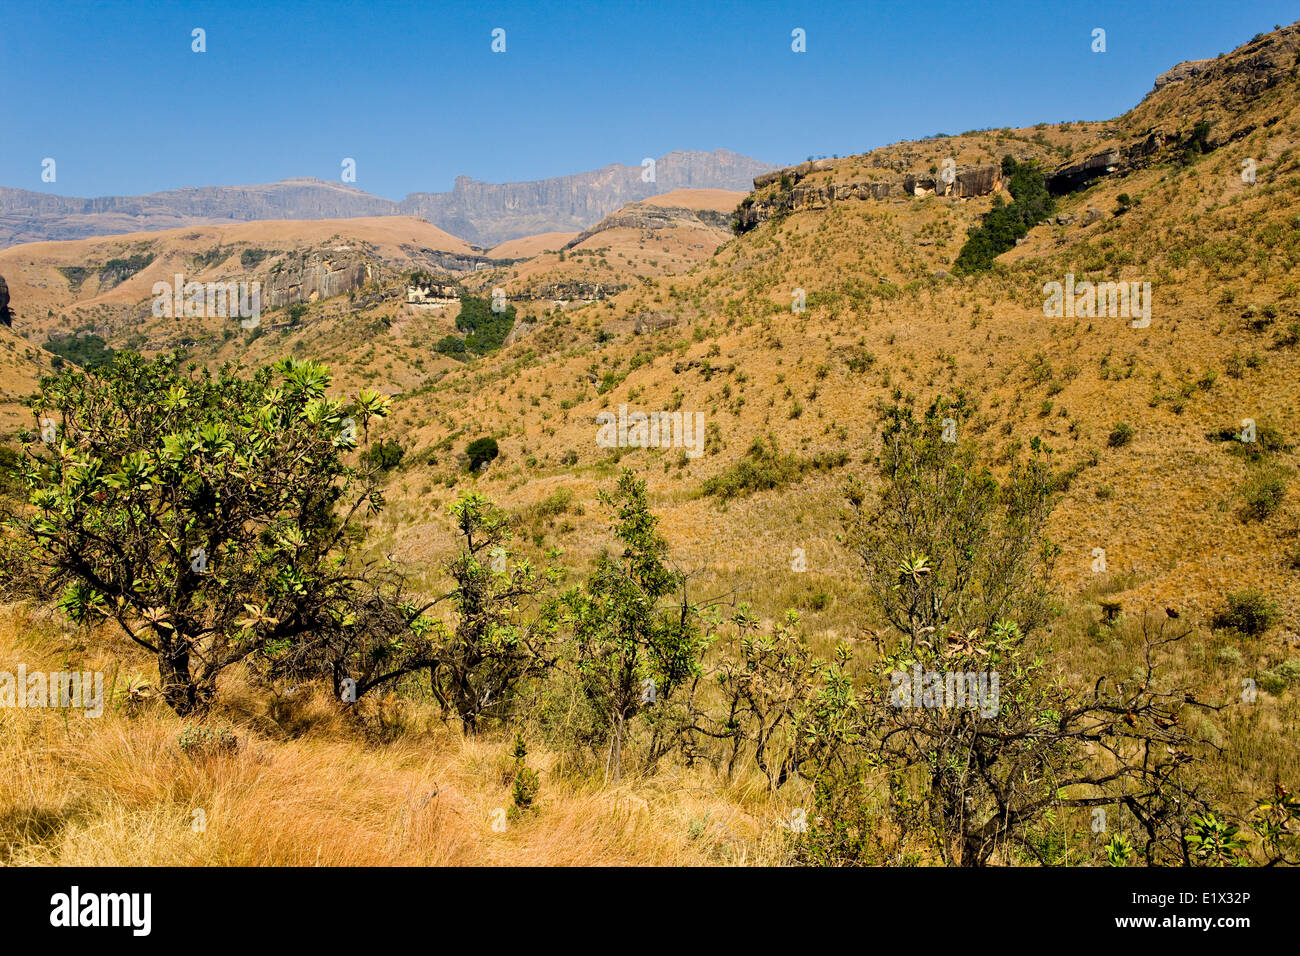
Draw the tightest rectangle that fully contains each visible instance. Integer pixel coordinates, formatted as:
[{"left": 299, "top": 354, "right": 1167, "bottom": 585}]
[
  {"left": 44, "top": 333, "right": 115, "bottom": 370},
  {"left": 363, "top": 439, "right": 405, "bottom": 471},
  {"left": 1212, "top": 590, "right": 1278, "bottom": 635},
  {"left": 466, "top": 437, "right": 500, "bottom": 471}
]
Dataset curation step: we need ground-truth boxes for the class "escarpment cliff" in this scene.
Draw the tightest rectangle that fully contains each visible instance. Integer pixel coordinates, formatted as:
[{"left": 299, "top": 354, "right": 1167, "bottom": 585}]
[
  {"left": 0, "top": 151, "right": 777, "bottom": 251},
  {"left": 400, "top": 149, "right": 773, "bottom": 247}
]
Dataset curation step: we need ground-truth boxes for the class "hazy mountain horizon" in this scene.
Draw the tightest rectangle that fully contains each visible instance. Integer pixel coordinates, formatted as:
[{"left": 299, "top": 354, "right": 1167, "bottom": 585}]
[{"left": 0, "top": 148, "right": 778, "bottom": 250}]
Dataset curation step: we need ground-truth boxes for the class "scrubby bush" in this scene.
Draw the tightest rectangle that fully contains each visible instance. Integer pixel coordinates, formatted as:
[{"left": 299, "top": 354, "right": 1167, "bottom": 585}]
[
  {"left": 1107, "top": 422, "right": 1135, "bottom": 448},
  {"left": 1240, "top": 469, "right": 1287, "bottom": 520},
  {"left": 1212, "top": 589, "right": 1278, "bottom": 635},
  {"left": 11, "top": 353, "right": 401, "bottom": 715},
  {"left": 363, "top": 438, "right": 405, "bottom": 470}
]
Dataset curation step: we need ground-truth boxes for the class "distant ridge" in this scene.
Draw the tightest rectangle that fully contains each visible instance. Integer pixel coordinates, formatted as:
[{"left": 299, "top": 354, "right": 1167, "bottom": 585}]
[{"left": 0, "top": 149, "right": 777, "bottom": 250}]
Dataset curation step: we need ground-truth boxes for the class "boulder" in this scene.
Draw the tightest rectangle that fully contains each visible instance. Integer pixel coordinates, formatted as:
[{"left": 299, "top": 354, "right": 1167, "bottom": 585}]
[
  {"left": 633, "top": 311, "right": 679, "bottom": 333},
  {"left": 905, "top": 164, "right": 1002, "bottom": 198}
]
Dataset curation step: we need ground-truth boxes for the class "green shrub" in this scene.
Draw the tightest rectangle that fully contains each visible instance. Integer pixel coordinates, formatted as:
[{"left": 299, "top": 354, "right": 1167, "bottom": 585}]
[
  {"left": 1215, "top": 645, "right": 1243, "bottom": 666},
  {"left": 1258, "top": 671, "right": 1287, "bottom": 695},
  {"left": 44, "top": 333, "right": 115, "bottom": 370},
  {"left": 434, "top": 334, "right": 468, "bottom": 358},
  {"left": 510, "top": 733, "right": 540, "bottom": 814},
  {"left": 456, "top": 293, "right": 516, "bottom": 355},
  {"left": 1212, "top": 590, "right": 1278, "bottom": 635},
  {"left": 465, "top": 437, "right": 500, "bottom": 472},
  {"left": 535, "top": 487, "right": 573, "bottom": 517},
  {"left": 701, "top": 436, "right": 806, "bottom": 500},
  {"left": 1240, "top": 469, "right": 1287, "bottom": 520},
  {"left": 363, "top": 438, "right": 405, "bottom": 471},
  {"left": 1107, "top": 422, "right": 1135, "bottom": 448},
  {"left": 240, "top": 247, "right": 270, "bottom": 269},
  {"left": 1276, "top": 658, "right": 1300, "bottom": 686}
]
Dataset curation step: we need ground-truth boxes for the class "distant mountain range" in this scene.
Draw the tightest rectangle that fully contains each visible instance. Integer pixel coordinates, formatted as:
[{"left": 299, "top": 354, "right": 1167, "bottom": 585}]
[{"left": 0, "top": 149, "right": 776, "bottom": 250}]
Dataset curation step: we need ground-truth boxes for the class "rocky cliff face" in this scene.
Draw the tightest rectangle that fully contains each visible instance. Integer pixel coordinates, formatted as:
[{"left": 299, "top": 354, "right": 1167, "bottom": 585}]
[
  {"left": 1152, "top": 58, "right": 1215, "bottom": 91},
  {"left": 1144, "top": 27, "right": 1299, "bottom": 102},
  {"left": 510, "top": 280, "right": 625, "bottom": 303},
  {"left": 0, "top": 274, "right": 10, "bottom": 326},
  {"left": 261, "top": 251, "right": 377, "bottom": 310},
  {"left": 1045, "top": 127, "right": 1183, "bottom": 193},
  {"left": 0, "top": 151, "right": 776, "bottom": 251}
]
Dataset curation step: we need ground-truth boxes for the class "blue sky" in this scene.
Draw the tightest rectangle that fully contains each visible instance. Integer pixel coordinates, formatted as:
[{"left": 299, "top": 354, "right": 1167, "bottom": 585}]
[{"left": 2, "top": 0, "right": 1296, "bottom": 199}]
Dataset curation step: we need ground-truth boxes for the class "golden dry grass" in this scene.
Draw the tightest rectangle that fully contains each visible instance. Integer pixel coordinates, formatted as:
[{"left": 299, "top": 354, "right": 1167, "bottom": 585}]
[{"left": 0, "top": 604, "right": 788, "bottom": 867}]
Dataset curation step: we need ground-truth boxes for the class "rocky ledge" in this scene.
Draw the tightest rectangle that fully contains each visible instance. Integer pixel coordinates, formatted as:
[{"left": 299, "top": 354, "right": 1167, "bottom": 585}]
[{"left": 735, "top": 162, "right": 1002, "bottom": 232}]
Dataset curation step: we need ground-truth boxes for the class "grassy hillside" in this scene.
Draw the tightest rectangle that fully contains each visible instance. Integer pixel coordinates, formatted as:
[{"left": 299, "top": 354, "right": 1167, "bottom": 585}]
[{"left": 2, "top": 24, "right": 1299, "bottom": 867}]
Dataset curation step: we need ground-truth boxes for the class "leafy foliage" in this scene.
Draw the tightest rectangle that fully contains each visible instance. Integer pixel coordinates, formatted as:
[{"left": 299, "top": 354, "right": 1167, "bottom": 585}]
[
  {"left": 561, "top": 471, "right": 709, "bottom": 779},
  {"left": 454, "top": 293, "right": 516, "bottom": 355},
  {"left": 426, "top": 492, "right": 560, "bottom": 731},
  {"left": 12, "top": 352, "right": 397, "bottom": 715},
  {"left": 1212, "top": 589, "right": 1278, "bottom": 635}
]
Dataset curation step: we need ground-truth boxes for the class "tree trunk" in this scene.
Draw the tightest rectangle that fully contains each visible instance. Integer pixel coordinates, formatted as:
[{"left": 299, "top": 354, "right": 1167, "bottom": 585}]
[
  {"left": 607, "top": 712, "right": 624, "bottom": 783},
  {"left": 158, "top": 641, "right": 200, "bottom": 716}
]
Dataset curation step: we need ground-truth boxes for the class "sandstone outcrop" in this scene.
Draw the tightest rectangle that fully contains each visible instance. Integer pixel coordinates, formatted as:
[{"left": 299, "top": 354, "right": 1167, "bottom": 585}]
[
  {"left": 502, "top": 321, "right": 536, "bottom": 347},
  {"left": 261, "top": 250, "right": 376, "bottom": 310},
  {"left": 903, "top": 164, "right": 1002, "bottom": 198},
  {"left": 407, "top": 279, "right": 458, "bottom": 304},
  {"left": 633, "top": 311, "right": 679, "bottom": 333},
  {"left": 735, "top": 162, "right": 1002, "bottom": 232},
  {"left": 1145, "top": 27, "right": 1299, "bottom": 102},
  {"left": 1046, "top": 128, "right": 1169, "bottom": 193},
  {"left": 0, "top": 274, "right": 10, "bottom": 326},
  {"left": 510, "top": 281, "right": 625, "bottom": 303},
  {"left": 752, "top": 158, "right": 836, "bottom": 189},
  {"left": 1153, "top": 58, "right": 1214, "bottom": 91}
]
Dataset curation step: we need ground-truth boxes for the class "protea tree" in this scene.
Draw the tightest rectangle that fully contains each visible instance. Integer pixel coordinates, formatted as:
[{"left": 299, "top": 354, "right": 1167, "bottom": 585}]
[{"left": 12, "top": 351, "right": 411, "bottom": 715}]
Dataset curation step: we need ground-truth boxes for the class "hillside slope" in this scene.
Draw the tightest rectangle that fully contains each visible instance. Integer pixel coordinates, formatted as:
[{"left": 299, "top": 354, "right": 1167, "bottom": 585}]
[{"left": 2, "top": 24, "right": 1298, "bottom": 856}]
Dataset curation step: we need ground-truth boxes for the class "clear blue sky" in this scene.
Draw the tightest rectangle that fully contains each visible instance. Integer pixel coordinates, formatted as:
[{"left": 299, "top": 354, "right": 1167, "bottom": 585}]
[{"left": 2, "top": 0, "right": 1296, "bottom": 199}]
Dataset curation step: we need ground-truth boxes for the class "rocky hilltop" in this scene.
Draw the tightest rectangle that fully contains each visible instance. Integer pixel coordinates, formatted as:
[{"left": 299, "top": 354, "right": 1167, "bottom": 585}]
[
  {"left": 0, "top": 150, "right": 776, "bottom": 251},
  {"left": 561, "top": 199, "right": 732, "bottom": 250}
]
